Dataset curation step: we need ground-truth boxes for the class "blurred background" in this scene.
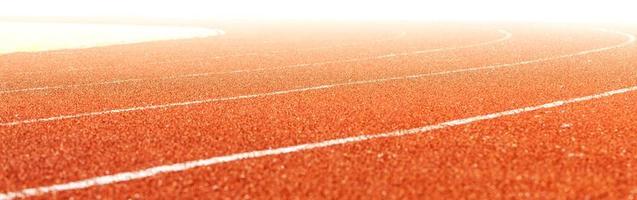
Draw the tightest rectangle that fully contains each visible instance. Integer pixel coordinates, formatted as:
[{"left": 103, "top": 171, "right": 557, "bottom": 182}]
[{"left": 1, "top": 0, "right": 636, "bottom": 23}]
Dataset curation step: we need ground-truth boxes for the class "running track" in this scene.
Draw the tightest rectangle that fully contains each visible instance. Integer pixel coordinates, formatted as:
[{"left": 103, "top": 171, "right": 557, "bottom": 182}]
[{"left": 1, "top": 23, "right": 637, "bottom": 199}]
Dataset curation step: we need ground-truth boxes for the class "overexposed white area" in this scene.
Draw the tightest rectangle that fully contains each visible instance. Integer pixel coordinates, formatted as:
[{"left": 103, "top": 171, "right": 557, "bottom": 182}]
[
  {"left": 0, "top": 22, "right": 223, "bottom": 54},
  {"left": 0, "top": 0, "right": 637, "bottom": 23}
]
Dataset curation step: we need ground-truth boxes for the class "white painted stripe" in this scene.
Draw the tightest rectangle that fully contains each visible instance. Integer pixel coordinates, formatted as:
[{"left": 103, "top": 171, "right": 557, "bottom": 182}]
[
  {"left": 0, "top": 29, "right": 632, "bottom": 127},
  {"left": 2, "top": 82, "right": 637, "bottom": 200},
  {"left": 0, "top": 30, "right": 509, "bottom": 95}
]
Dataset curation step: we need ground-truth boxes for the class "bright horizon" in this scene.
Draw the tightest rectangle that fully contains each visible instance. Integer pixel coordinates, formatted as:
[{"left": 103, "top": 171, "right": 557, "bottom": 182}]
[
  {"left": 1, "top": 0, "right": 637, "bottom": 23},
  {"left": 0, "top": 22, "right": 223, "bottom": 54}
]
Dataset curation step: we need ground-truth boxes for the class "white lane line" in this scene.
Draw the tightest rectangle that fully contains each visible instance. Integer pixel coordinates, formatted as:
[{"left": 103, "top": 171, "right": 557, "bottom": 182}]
[
  {"left": 3, "top": 81, "right": 637, "bottom": 200},
  {"left": 0, "top": 30, "right": 509, "bottom": 95},
  {"left": 9, "top": 31, "right": 407, "bottom": 76},
  {"left": 0, "top": 29, "right": 632, "bottom": 127}
]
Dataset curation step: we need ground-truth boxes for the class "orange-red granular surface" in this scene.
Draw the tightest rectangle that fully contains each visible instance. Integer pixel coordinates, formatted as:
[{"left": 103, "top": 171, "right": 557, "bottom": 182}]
[{"left": 1, "top": 22, "right": 637, "bottom": 199}]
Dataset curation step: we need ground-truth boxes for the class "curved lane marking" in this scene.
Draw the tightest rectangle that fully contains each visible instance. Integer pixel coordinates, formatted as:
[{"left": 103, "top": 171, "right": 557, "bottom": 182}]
[
  {"left": 0, "top": 30, "right": 635, "bottom": 198},
  {"left": 0, "top": 29, "right": 632, "bottom": 127}
]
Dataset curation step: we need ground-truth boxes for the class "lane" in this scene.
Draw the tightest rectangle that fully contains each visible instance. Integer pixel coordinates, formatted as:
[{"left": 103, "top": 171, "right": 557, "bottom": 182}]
[
  {"left": 0, "top": 30, "right": 508, "bottom": 95},
  {"left": 0, "top": 23, "right": 431, "bottom": 75},
  {"left": 0, "top": 25, "right": 497, "bottom": 89},
  {"left": 37, "top": 89, "right": 637, "bottom": 199},
  {"left": 4, "top": 31, "right": 407, "bottom": 76},
  {"left": 0, "top": 25, "right": 520, "bottom": 192},
  {"left": 0, "top": 24, "right": 405, "bottom": 70},
  {"left": 5, "top": 79, "right": 637, "bottom": 199},
  {"left": 0, "top": 27, "right": 614, "bottom": 123},
  {"left": 0, "top": 28, "right": 630, "bottom": 126},
  {"left": 0, "top": 28, "right": 513, "bottom": 121},
  {"left": 1, "top": 25, "right": 636, "bottom": 198}
]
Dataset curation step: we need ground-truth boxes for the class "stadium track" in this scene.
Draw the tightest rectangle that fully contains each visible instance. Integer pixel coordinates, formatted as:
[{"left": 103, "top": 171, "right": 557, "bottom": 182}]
[{"left": 1, "top": 23, "right": 637, "bottom": 199}]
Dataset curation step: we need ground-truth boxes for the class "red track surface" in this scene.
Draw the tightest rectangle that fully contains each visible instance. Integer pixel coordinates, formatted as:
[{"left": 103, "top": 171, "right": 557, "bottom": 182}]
[{"left": 1, "top": 22, "right": 637, "bottom": 199}]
